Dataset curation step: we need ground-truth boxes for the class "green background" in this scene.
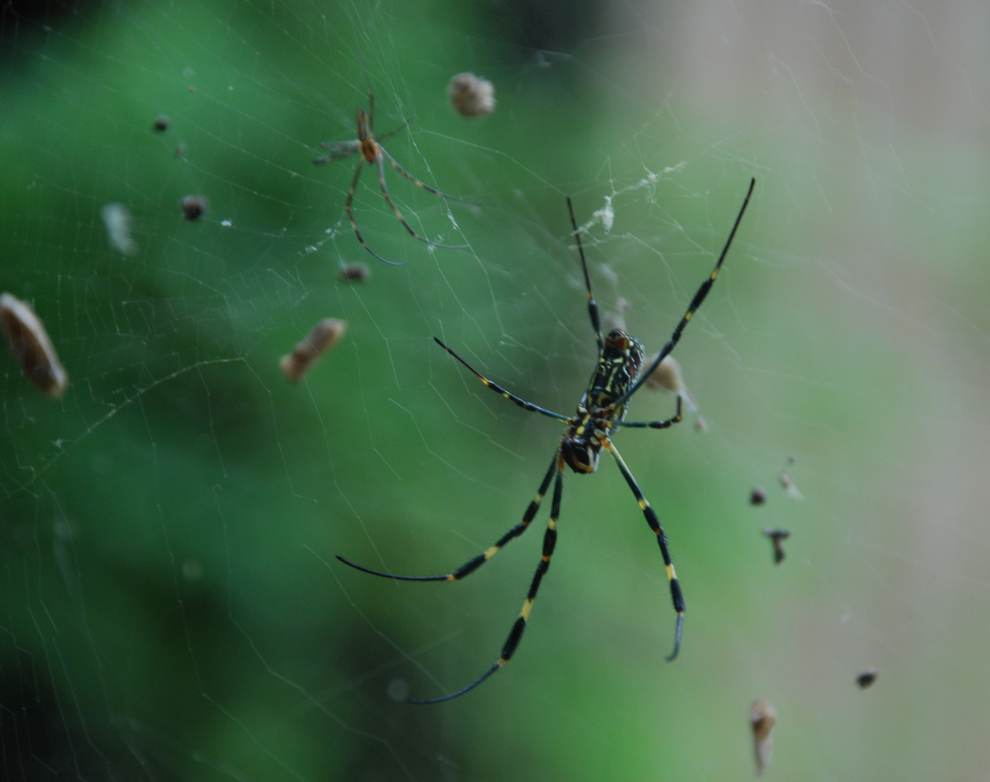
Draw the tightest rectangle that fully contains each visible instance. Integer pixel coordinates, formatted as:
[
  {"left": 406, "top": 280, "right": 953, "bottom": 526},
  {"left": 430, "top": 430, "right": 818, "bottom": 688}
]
[{"left": 1, "top": 0, "right": 988, "bottom": 779}]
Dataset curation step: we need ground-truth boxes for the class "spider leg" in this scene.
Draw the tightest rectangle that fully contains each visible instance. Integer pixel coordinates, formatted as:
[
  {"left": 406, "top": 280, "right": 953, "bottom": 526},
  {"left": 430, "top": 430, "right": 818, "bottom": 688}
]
[
  {"left": 617, "top": 397, "right": 684, "bottom": 429},
  {"left": 614, "top": 178, "right": 755, "bottom": 406},
  {"left": 410, "top": 464, "right": 564, "bottom": 704},
  {"left": 434, "top": 337, "right": 572, "bottom": 422},
  {"left": 375, "top": 121, "right": 408, "bottom": 143},
  {"left": 314, "top": 140, "right": 360, "bottom": 165},
  {"left": 336, "top": 452, "right": 559, "bottom": 582},
  {"left": 380, "top": 147, "right": 474, "bottom": 204},
  {"left": 344, "top": 160, "right": 404, "bottom": 267},
  {"left": 565, "top": 197, "right": 603, "bottom": 350},
  {"left": 375, "top": 156, "right": 469, "bottom": 250},
  {"left": 602, "top": 438, "right": 684, "bottom": 661}
]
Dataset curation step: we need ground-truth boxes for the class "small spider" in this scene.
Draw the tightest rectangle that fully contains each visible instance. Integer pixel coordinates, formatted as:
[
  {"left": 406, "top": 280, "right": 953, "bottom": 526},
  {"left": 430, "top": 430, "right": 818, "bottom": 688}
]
[
  {"left": 314, "top": 93, "right": 466, "bottom": 266},
  {"left": 338, "top": 179, "right": 756, "bottom": 703}
]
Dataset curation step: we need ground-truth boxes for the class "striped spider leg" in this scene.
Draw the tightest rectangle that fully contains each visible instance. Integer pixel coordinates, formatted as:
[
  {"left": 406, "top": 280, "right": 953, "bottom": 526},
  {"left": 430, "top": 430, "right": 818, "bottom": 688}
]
[
  {"left": 337, "top": 179, "right": 755, "bottom": 702},
  {"left": 313, "top": 93, "right": 469, "bottom": 265}
]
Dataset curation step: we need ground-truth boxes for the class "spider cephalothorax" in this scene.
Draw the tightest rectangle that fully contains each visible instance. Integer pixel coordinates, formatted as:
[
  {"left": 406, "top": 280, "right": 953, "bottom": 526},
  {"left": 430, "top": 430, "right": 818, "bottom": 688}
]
[
  {"left": 561, "top": 328, "right": 645, "bottom": 474},
  {"left": 338, "top": 179, "right": 756, "bottom": 703}
]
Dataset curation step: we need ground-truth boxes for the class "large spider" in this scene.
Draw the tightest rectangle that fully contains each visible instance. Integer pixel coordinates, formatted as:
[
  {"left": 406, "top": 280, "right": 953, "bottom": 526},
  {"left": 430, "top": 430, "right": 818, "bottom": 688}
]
[
  {"left": 314, "top": 93, "right": 465, "bottom": 265},
  {"left": 338, "top": 179, "right": 756, "bottom": 703}
]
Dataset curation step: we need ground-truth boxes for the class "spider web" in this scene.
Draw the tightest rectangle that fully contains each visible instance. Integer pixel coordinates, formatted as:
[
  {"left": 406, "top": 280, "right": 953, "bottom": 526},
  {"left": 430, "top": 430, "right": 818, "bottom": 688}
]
[{"left": 1, "top": 0, "right": 988, "bottom": 779}]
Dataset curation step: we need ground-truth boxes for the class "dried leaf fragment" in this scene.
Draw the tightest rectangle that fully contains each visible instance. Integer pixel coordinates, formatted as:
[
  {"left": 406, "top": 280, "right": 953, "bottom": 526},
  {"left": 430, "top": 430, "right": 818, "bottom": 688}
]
[
  {"left": 448, "top": 72, "right": 496, "bottom": 117},
  {"left": 750, "top": 698, "right": 777, "bottom": 776},
  {"left": 280, "top": 318, "right": 347, "bottom": 383},
  {"left": 0, "top": 293, "right": 68, "bottom": 397}
]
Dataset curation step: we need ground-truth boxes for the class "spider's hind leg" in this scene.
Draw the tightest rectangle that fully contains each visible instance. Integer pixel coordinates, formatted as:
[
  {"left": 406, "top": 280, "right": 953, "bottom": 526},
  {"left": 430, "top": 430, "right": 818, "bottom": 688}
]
[
  {"left": 409, "top": 464, "right": 565, "bottom": 704},
  {"left": 603, "top": 438, "right": 685, "bottom": 661}
]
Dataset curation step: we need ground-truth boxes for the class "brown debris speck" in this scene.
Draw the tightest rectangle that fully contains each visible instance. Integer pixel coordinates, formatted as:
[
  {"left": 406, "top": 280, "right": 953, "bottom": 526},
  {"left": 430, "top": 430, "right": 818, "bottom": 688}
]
[
  {"left": 181, "top": 194, "right": 208, "bottom": 221},
  {"left": 337, "top": 263, "right": 370, "bottom": 283},
  {"left": 762, "top": 528, "right": 791, "bottom": 565}
]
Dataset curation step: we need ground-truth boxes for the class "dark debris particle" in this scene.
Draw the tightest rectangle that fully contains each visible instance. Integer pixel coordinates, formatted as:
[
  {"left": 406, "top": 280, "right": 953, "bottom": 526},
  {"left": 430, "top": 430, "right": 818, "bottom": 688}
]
[
  {"left": 181, "top": 195, "right": 208, "bottom": 222},
  {"left": 337, "top": 263, "right": 370, "bottom": 283},
  {"left": 762, "top": 528, "right": 791, "bottom": 565},
  {"left": 152, "top": 114, "right": 170, "bottom": 132},
  {"left": 750, "top": 487, "right": 767, "bottom": 506},
  {"left": 856, "top": 669, "right": 878, "bottom": 689}
]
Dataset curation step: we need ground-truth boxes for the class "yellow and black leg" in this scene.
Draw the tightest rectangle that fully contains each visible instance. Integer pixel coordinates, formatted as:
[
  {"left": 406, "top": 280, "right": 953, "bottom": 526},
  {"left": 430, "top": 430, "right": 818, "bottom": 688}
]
[
  {"left": 603, "top": 439, "right": 685, "bottom": 661},
  {"left": 410, "top": 464, "right": 564, "bottom": 704},
  {"left": 336, "top": 452, "right": 559, "bottom": 582},
  {"left": 374, "top": 157, "right": 467, "bottom": 250},
  {"left": 565, "top": 196, "right": 603, "bottom": 351},
  {"left": 381, "top": 148, "right": 473, "bottom": 204},
  {"left": 433, "top": 337, "right": 572, "bottom": 422},
  {"left": 618, "top": 397, "right": 684, "bottom": 430},
  {"left": 613, "top": 177, "right": 756, "bottom": 404}
]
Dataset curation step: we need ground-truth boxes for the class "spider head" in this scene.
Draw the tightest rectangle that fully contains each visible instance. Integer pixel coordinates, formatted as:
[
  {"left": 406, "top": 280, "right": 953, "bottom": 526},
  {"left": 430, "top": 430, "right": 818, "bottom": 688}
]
[
  {"left": 603, "top": 329, "right": 645, "bottom": 365},
  {"left": 561, "top": 436, "right": 600, "bottom": 474}
]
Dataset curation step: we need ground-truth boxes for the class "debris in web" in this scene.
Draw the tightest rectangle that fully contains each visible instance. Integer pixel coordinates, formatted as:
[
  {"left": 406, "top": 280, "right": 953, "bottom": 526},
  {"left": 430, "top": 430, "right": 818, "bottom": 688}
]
[
  {"left": 280, "top": 318, "right": 348, "bottom": 383},
  {"left": 152, "top": 114, "right": 170, "bottom": 132},
  {"left": 0, "top": 292, "right": 69, "bottom": 397},
  {"left": 180, "top": 194, "right": 209, "bottom": 222},
  {"left": 750, "top": 486, "right": 767, "bottom": 506},
  {"left": 593, "top": 195, "right": 614, "bottom": 234},
  {"left": 778, "top": 456, "right": 803, "bottom": 500},
  {"left": 856, "top": 669, "right": 878, "bottom": 689},
  {"left": 101, "top": 202, "right": 139, "bottom": 256},
  {"left": 750, "top": 698, "right": 777, "bottom": 776},
  {"left": 762, "top": 528, "right": 791, "bottom": 565},
  {"left": 338, "top": 262, "right": 370, "bottom": 283},
  {"left": 641, "top": 354, "right": 706, "bottom": 431},
  {"left": 604, "top": 297, "right": 631, "bottom": 332},
  {"left": 448, "top": 72, "right": 496, "bottom": 117}
]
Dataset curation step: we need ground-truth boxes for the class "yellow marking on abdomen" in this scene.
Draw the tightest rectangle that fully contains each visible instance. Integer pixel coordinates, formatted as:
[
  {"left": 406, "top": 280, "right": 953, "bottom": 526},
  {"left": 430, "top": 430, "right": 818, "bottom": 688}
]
[
  {"left": 637, "top": 498, "right": 648, "bottom": 511},
  {"left": 665, "top": 564, "right": 677, "bottom": 581},
  {"left": 548, "top": 519, "right": 557, "bottom": 530},
  {"left": 521, "top": 598, "right": 534, "bottom": 620},
  {"left": 483, "top": 545, "right": 499, "bottom": 560}
]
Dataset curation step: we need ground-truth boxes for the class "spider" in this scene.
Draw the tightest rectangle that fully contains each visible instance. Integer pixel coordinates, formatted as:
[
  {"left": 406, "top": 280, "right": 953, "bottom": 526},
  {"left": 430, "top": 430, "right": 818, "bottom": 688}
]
[
  {"left": 314, "top": 93, "right": 466, "bottom": 265},
  {"left": 337, "top": 178, "right": 756, "bottom": 703}
]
